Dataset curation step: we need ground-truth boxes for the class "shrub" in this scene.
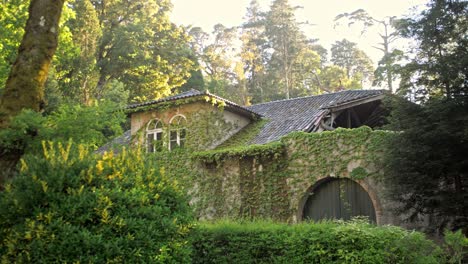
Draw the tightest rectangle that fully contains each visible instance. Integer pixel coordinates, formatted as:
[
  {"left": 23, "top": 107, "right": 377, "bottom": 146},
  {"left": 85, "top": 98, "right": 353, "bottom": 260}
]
[
  {"left": 444, "top": 229, "right": 468, "bottom": 264},
  {"left": 191, "top": 219, "right": 443, "bottom": 264},
  {"left": 0, "top": 142, "right": 193, "bottom": 263}
]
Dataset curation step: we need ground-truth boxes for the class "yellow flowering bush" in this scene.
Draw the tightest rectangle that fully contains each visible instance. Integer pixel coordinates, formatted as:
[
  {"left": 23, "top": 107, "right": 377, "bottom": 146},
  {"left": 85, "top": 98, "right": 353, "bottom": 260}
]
[{"left": 0, "top": 141, "right": 193, "bottom": 263}]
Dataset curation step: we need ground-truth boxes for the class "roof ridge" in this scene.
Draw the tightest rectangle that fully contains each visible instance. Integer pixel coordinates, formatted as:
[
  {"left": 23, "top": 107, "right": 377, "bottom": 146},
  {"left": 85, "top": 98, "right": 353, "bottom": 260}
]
[{"left": 126, "top": 88, "right": 261, "bottom": 118}]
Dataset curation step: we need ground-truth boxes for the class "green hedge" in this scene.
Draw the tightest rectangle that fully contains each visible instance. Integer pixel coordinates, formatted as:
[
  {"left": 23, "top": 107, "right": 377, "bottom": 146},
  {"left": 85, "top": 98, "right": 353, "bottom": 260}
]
[
  {"left": 0, "top": 142, "right": 193, "bottom": 263},
  {"left": 191, "top": 220, "right": 443, "bottom": 264}
]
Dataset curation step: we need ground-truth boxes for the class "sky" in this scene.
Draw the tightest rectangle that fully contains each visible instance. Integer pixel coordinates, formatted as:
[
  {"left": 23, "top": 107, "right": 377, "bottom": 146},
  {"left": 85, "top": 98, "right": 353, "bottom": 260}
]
[{"left": 170, "top": 0, "right": 429, "bottom": 66}]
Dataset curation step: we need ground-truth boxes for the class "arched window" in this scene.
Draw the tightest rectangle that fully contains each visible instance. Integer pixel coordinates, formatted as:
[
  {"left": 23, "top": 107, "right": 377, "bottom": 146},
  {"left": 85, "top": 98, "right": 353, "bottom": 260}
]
[
  {"left": 169, "top": 115, "right": 187, "bottom": 150},
  {"left": 146, "top": 119, "right": 163, "bottom": 152}
]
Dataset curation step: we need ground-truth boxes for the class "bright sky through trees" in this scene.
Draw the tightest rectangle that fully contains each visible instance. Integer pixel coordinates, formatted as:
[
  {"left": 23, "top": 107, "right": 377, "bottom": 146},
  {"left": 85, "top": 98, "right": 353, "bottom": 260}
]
[{"left": 171, "top": 0, "right": 429, "bottom": 66}]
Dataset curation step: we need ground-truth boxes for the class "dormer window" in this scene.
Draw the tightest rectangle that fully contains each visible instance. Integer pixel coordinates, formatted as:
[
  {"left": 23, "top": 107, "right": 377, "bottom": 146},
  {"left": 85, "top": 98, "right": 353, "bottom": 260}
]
[
  {"left": 169, "top": 115, "right": 187, "bottom": 150},
  {"left": 146, "top": 119, "right": 163, "bottom": 152}
]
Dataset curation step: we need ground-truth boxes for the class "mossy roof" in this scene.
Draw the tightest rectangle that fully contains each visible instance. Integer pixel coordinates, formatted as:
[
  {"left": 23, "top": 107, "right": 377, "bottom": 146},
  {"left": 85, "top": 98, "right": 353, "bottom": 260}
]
[{"left": 246, "top": 90, "right": 385, "bottom": 144}]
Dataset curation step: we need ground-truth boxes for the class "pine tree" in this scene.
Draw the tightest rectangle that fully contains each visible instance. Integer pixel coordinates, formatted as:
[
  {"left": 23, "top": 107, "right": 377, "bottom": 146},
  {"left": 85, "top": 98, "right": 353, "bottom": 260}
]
[
  {"left": 240, "top": 0, "right": 267, "bottom": 104},
  {"left": 331, "top": 39, "right": 374, "bottom": 86},
  {"left": 265, "top": 0, "right": 308, "bottom": 99}
]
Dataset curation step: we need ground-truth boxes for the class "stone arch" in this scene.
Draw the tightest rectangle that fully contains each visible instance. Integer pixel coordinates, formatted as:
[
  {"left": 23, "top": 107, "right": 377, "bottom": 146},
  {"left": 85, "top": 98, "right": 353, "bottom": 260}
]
[{"left": 297, "top": 176, "right": 383, "bottom": 224}]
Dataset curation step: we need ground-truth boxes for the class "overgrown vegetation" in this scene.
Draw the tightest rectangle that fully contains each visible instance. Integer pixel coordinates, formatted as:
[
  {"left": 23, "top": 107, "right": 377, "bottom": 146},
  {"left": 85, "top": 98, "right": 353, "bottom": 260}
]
[
  {"left": 0, "top": 102, "right": 125, "bottom": 185},
  {"left": 216, "top": 119, "right": 269, "bottom": 149},
  {"left": 0, "top": 142, "right": 193, "bottom": 263},
  {"left": 191, "top": 219, "right": 444, "bottom": 264},
  {"left": 383, "top": 0, "right": 468, "bottom": 234},
  {"left": 152, "top": 127, "right": 390, "bottom": 221}
]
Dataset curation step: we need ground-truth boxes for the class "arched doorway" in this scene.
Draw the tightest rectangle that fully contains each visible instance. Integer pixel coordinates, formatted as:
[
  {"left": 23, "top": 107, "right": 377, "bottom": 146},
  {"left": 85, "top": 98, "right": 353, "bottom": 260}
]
[{"left": 302, "top": 178, "right": 376, "bottom": 222}]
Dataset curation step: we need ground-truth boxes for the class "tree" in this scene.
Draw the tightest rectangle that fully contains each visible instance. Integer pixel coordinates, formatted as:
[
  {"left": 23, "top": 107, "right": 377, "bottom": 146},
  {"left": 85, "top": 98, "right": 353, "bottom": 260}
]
[
  {"left": 0, "top": 0, "right": 29, "bottom": 90},
  {"left": 240, "top": 0, "right": 268, "bottom": 104},
  {"left": 57, "top": 0, "right": 102, "bottom": 105},
  {"left": 330, "top": 39, "right": 374, "bottom": 86},
  {"left": 335, "top": 9, "right": 400, "bottom": 91},
  {"left": 316, "top": 65, "right": 361, "bottom": 92},
  {"left": 384, "top": 0, "right": 468, "bottom": 234},
  {"left": 188, "top": 24, "right": 238, "bottom": 99},
  {"left": 0, "top": 0, "right": 66, "bottom": 128},
  {"left": 86, "top": 0, "right": 196, "bottom": 102},
  {"left": 265, "top": 0, "right": 309, "bottom": 99}
]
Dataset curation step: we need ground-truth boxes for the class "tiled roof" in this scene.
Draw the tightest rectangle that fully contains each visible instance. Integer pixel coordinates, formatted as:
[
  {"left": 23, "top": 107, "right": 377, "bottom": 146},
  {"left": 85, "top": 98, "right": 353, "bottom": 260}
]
[
  {"left": 246, "top": 89, "right": 385, "bottom": 144},
  {"left": 127, "top": 89, "right": 260, "bottom": 119},
  {"left": 127, "top": 89, "right": 204, "bottom": 109},
  {"left": 97, "top": 89, "right": 385, "bottom": 154},
  {"left": 96, "top": 129, "right": 132, "bottom": 154}
]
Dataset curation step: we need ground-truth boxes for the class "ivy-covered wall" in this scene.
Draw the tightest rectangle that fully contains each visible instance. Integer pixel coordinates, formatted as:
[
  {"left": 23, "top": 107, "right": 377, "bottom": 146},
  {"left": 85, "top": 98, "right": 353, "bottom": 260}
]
[
  {"left": 130, "top": 100, "right": 251, "bottom": 151},
  {"left": 149, "top": 126, "right": 403, "bottom": 226},
  {"left": 128, "top": 101, "right": 403, "bottom": 225}
]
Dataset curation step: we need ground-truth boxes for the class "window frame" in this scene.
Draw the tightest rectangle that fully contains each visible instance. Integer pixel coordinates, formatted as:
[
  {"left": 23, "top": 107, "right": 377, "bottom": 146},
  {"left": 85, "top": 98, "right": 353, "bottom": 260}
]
[
  {"left": 169, "top": 114, "right": 187, "bottom": 150},
  {"left": 146, "top": 119, "right": 164, "bottom": 153}
]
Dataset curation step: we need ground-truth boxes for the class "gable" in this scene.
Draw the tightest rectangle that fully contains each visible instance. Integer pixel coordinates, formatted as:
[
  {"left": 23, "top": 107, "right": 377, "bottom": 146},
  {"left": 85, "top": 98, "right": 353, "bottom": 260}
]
[{"left": 130, "top": 97, "right": 253, "bottom": 151}]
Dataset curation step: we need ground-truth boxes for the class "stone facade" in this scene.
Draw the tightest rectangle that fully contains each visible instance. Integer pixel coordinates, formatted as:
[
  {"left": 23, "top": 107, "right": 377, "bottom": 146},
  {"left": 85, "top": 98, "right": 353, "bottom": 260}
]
[
  {"left": 123, "top": 90, "right": 431, "bottom": 231},
  {"left": 188, "top": 128, "right": 403, "bottom": 225}
]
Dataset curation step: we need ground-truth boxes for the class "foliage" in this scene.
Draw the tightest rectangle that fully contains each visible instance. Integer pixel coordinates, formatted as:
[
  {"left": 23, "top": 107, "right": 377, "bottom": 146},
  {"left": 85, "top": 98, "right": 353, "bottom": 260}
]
[
  {"left": 191, "top": 219, "right": 443, "bottom": 264},
  {"left": 0, "top": 102, "right": 125, "bottom": 156},
  {"left": 0, "top": 142, "right": 193, "bottom": 263},
  {"left": 284, "top": 127, "right": 388, "bottom": 180},
  {"left": 316, "top": 65, "right": 361, "bottom": 92},
  {"left": 98, "top": 80, "right": 130, "bottom": 108},
  {"left": 350, "top": 166, "right": 368, "bottom": 180},
  {"left": 383, "top": 0, "right": 468, "bottom": 234},
  {"left": 216, "top": 119, "right": 269, "bottom": 148},
  {"left": 44, "top": 102, "right": 125, "bottom": 148},
  {"left": 443, "top": 229, "right": 468, "bottom": 264},
  {"left": 155, "top": 126, "right": 391, "bottom": 221},
  {"left": 384, "top": 98, "right": 468, "bottom": 233},
  {"left": 396, "top": 0, "right": 468, "bottom": 99},
  {"left": 240, "top": 0, "right": 268, "bottom": 104},
  {"left": 1, "top": 0, "right": 198, "bottom": 106},
  {"left": 0, "top": 0, "right": 67, "bottom": 128},
  {"left": 331, "top": 39, "right": 374, "bottom": 85},
  {"left": 193, "top": 141, "right": 285, "bottom": 163},
  {"left": 264, "top": 0, "right": 316, "bottom": 99},
  {"left": 0, "top": 0, "right": 29, "bottom": 90},
  {"left": 187, "top": 0, "right": 376, "bottom": 103},
  {"left": 0, "top": 110, "right": 45, "bottom": 156},
  {"left": 334, "top": 9, "right": 400, "bottom": 90}
]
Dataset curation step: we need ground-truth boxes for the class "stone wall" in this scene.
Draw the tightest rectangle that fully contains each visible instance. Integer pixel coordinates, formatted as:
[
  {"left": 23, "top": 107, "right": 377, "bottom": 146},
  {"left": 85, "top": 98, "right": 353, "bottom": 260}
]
[{"left": 187, "top": 127, "right": 405, "bottom": 226}]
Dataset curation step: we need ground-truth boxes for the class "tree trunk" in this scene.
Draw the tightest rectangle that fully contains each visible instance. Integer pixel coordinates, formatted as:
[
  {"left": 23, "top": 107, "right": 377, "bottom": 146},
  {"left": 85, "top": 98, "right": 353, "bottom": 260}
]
[
  {"left": 383, "top": 23, "right": 393, "bottom": 92},
  {"left": 0, "top": 0, "right": 66, "bottom": 128}
]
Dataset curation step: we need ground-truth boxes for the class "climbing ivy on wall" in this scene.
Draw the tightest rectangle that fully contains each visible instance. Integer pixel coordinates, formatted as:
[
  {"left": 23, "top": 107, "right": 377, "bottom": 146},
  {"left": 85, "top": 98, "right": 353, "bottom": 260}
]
[
  {"left": 145, "top": 126, "right": 393, "bottom": 222},
  {"left": 133, "top": 101, "right": 247, "bottom": 152}
]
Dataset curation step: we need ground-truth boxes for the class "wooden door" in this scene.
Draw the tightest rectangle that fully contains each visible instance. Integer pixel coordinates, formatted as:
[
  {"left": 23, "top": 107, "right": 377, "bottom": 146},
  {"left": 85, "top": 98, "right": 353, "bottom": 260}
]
[{"left": 303, "top": 178, "right": 376, "bottom": 222}]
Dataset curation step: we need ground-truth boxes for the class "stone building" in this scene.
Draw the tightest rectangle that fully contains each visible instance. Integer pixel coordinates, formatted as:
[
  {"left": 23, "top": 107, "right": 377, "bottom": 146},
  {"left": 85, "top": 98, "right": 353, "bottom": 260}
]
[{"left": 102, "top": 89, "right": 410, "bottom": 227}]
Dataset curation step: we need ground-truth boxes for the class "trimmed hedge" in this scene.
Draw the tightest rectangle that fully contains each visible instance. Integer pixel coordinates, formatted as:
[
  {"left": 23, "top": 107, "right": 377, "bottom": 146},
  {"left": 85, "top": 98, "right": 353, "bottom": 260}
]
[
  {"left": 191, "top": 220, "right": 443, "bottom": 264},
  {"left": 0, "top": 142, "right": 193, "bottom": 263}
]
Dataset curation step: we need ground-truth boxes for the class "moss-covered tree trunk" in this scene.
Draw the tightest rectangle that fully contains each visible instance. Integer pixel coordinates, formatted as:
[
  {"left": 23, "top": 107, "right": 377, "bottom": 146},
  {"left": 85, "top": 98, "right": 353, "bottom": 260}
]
[
  {"left": 0, "top": 0, "right": 65, "bottom": 185},
  {"left": 0, "top": 0, "right": 65, "bottom": 128}
]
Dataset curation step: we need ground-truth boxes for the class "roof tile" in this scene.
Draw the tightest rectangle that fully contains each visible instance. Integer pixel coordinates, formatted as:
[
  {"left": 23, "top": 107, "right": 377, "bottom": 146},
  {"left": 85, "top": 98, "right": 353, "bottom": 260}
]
[{"left": 246, "top": 90, "right": 384, "bottom": 144}]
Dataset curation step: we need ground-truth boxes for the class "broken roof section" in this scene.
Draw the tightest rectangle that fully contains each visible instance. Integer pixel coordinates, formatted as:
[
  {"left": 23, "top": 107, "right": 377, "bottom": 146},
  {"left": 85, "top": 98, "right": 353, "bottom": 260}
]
[
  {"left": 246, "top": 89, "right": 385, "bottom": 144},
  {"left": 126, "top": 89, "right": 261, "bottom": 120},
  {"left": 98, "top": 89, "right": 386, "bottom": 153}
]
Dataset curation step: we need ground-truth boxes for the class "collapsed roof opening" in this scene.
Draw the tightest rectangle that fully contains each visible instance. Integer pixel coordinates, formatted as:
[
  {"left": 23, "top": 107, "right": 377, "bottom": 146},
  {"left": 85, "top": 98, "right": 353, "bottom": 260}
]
[{"left": 321, "top": 100, "right": 387, "bottom": 130}]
